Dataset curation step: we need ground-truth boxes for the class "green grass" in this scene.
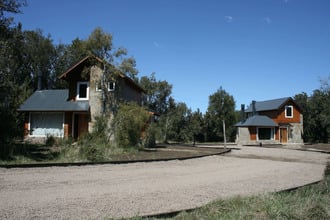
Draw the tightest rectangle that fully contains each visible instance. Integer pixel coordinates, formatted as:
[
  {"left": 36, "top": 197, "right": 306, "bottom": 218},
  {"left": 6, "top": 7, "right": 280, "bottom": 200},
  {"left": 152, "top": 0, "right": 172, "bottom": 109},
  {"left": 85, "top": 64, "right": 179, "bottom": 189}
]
[{"left": 131, "top": 164, "right": 330, "bottom": 220}]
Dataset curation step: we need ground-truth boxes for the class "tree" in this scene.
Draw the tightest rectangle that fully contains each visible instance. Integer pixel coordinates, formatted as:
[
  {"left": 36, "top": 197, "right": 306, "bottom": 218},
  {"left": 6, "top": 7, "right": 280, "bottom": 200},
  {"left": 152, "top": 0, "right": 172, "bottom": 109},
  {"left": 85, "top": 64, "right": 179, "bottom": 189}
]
[
  {"left": 139, "top": 72, "right": 173, "bottom": 114},
  {"left": 0, "top": 0, "right": 26, "bottom": 30},
  {"left": 0, "top": 0, "right": 27, "bottom": 158},
  {"left": 23, "top": 29, "right": 58, "bottom": 90},
  {"left": 112, "top": 102, "right": 149, "bottom": 147},
  {"left": 205, "top": 87, "right": 236, "bottom": 142},
  {"left": 187, "top": 109, "right": 204, "bottom": 145},
  {"left": 295, "top": 77, "right": 330, "bottom": 143}
]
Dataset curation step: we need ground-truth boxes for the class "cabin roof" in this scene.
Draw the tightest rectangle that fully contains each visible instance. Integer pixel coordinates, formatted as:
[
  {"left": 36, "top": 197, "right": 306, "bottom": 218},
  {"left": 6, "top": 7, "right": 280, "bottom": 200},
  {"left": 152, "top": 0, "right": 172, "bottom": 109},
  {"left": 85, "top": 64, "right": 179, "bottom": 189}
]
[
  {"left": 245, "top": 97, "right": 293, "bottom": 112},
  {"left": 234, "top": 115, "right": 278, "bottom": 127},
  {"left": 18, "top": 90, "right": 89, "bottom": 112}
]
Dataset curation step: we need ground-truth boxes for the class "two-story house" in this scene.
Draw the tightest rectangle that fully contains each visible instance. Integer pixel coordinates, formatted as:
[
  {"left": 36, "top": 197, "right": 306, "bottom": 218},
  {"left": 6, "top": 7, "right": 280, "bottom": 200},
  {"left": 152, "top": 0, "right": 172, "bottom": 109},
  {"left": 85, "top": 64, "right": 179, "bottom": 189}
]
[
  {"left": 18, "top": 56, "right": 144, "bottom": 140},
  {"left": 235, "top": 97, "right": 304, "bottom": 145}
]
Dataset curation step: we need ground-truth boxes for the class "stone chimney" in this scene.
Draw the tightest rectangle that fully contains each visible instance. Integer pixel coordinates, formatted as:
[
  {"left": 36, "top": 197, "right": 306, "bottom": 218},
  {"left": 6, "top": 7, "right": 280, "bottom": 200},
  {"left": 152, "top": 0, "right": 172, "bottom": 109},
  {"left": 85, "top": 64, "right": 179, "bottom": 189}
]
[
  {"left": 241, "top": 104, "right": 245, "bottom": 121},
  {"left": 252, "top": 100, "right": 257, "bottom": 116},
  {"left": 37, "top": 72, "right": 42, "bottom": 90}
]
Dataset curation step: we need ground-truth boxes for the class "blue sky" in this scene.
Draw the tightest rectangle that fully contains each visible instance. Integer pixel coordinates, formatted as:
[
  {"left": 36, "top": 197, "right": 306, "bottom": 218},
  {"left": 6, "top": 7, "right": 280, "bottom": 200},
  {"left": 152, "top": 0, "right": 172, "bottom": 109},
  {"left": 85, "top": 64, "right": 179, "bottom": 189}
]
[{"left": 12, "top": 0, "right": 330, "bottom": 112}]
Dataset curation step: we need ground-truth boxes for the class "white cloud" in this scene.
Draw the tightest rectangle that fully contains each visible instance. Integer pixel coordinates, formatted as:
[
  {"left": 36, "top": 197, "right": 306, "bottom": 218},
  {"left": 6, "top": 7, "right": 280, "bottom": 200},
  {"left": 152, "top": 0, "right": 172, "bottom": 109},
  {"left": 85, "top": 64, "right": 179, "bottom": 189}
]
[
  {"left": 153, "top": 41, "right": 161, "bottom": 48},
  {"left": 224, "top": 16, "right": 234, "bottom": 23},
  {"left": 263, "top": 17, "right": 272, "bottom": 24}
]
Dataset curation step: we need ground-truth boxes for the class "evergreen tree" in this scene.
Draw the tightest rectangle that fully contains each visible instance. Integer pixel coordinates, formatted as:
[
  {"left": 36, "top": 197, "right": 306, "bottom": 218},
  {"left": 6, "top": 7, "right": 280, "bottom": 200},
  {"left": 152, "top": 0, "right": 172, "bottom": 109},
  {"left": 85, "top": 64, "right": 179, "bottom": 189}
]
[{"left": 205, "top": 87, "right": 236, "bottom": 142}]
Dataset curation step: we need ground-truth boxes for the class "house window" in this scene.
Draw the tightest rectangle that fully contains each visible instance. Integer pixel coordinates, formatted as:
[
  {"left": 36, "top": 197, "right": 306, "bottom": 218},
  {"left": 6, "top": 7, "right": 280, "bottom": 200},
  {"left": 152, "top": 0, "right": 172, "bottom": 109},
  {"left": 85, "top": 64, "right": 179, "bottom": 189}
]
[
  {"left": 285, "top": 105, "right": 293, "bottom": 118},
  {"left": 96, "top": 80, "right": 102, "bottom": 92},
  {"left": 258, "top": 127, "right": 274, "bottom": 140},
  {"left": 77, "top": 82, "right": 89, "bottom": 100},
  {"left": 107, "top": 81, "right": 115, "bottom": 91}
]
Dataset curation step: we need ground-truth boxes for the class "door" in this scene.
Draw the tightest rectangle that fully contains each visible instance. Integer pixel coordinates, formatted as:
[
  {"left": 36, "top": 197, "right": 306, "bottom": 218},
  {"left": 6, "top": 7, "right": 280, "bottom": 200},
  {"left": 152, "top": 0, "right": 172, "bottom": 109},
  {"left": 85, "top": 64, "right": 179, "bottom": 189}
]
[
  {"left": 73, "top": 113, "right": 89, "bottom": 139},
  {"left": 280, "top": 128, "right": 288, "bottom": 143}
]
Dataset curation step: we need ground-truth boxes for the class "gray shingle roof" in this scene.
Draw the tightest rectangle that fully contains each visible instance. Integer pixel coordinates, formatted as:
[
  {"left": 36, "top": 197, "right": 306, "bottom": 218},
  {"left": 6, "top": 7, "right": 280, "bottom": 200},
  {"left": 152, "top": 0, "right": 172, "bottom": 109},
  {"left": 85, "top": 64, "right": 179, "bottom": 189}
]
[
  {"left": 18, "top": 90, "right": 89, "bottom": 112},
  {"left": 245, "top": 97, "right": 291, "bottom": 112},
  {"left": 235, "top": 115, "right": 278, "bottom": 127}
]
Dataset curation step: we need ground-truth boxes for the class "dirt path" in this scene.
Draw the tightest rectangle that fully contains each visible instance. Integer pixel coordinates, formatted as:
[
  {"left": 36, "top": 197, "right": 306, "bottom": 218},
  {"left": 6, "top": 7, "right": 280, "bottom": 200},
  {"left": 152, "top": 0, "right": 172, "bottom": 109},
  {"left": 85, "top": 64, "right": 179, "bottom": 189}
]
[{"left": 0, "top": 147, "right": 328, "bottom": 219}]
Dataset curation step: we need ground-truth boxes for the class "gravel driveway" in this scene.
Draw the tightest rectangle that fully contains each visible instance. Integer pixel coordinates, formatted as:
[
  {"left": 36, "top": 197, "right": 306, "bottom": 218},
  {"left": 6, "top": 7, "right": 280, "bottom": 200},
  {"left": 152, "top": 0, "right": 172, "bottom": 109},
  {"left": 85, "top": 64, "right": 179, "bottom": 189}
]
[{"left": 0, "top": 146, "right": 328, "bottom": 219}]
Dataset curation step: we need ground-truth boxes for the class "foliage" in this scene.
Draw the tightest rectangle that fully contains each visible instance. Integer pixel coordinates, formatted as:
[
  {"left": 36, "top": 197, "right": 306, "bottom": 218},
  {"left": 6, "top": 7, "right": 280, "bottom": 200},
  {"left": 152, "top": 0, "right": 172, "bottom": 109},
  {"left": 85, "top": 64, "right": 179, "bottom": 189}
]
[
  {"left": 295, "top": 77, "right": 330, "bottom": 143},
  {"left": 139, "top": 72, "right": 173, "bottom": 114},
  {"left": 0, "top": 0, "right": 26, "bottom": 28},
  {"left": 205, "top": 87, "right": 237, "bottom": 142},
  {"left": 112, "top": 103, "right": 150, "bottom": 148},
  {"left": 143, "top": 123, "right": 157, "bottom": 148}
]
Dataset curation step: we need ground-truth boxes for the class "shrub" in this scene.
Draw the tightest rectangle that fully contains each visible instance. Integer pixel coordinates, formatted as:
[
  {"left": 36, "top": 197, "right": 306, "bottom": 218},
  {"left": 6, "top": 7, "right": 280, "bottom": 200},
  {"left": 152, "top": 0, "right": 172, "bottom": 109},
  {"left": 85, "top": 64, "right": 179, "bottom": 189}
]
[
  {"left": 143, "top": 123, "right": 157, "bottom": 148},
  {"left": 78, "top": 133, "right": 106, "bottom": 162},
  {"left": 112, "top": 103, "right": 149, "bottom": 148},
  {"left": 45, "top": 135, "right": 56, "bottom": 146}
]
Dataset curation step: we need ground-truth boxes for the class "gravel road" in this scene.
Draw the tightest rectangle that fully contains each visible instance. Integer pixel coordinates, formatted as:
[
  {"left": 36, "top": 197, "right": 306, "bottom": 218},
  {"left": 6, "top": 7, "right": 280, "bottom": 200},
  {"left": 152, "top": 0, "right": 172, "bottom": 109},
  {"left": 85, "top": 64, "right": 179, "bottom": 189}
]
[{"left": 0, "top": 146, "right": 328, "bottom": 219}]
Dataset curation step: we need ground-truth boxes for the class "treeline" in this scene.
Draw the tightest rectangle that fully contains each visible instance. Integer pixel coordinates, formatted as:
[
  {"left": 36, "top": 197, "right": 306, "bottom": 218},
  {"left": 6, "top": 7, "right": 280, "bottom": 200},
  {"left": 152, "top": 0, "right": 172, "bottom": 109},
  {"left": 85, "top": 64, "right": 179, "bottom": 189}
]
[
  {"left": 294, "top": 80, "right": 330, "bottom": 143},
  {"left": 1, "top": 1, "right": 329, "bottom": 149}
]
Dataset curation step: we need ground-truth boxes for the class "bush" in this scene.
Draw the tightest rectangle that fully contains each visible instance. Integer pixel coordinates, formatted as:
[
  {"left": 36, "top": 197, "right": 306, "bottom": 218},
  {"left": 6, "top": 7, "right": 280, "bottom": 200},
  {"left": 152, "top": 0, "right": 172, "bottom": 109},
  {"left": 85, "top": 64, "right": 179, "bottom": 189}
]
[
  {"left": 0, "top": 141, "right": 14, "bottom": 160},
  {"left": 112, "top": 103, "right": 149, "bottom": 148},
  {"left": 143, "top": 123, "right": 157, "bottom": 148},
  {"left": 45, "top": 135, "right": 56, "bottom": 146}
]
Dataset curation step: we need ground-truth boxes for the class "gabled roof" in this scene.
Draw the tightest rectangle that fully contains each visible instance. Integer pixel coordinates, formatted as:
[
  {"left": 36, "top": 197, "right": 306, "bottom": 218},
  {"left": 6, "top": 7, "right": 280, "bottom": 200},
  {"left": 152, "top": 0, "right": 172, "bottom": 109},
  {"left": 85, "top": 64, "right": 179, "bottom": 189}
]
[
  {"left": 246, "top": 97, "right": 293, "bottom": 112},
  {"left": 58, "top": 55, "right": 144, "bottom": 93},
  {"left": 18, "top": 90, "right": 89, "bottom": 112},
  {"left": 235, "top": 115, "right": 278, "bottom": 127}
]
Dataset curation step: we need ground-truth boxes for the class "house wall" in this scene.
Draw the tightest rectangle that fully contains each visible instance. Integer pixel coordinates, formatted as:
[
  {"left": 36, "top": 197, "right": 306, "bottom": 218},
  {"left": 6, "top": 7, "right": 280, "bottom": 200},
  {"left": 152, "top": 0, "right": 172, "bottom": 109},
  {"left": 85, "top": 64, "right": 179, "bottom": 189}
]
[
  {"left": 287, "top": 115, "right": 304, "bottom": 144},
  {"left": 67, "top": 65, "right": 89, "bottom": 101},
  {"left": 258, "top": 101, "right": 301, "bottom": 124},
  {"left": 236, "top": 127, "right": 250, "bottom": 145},
  {"left": 118, "top": 78, "right": 142, "bottom": 104}
]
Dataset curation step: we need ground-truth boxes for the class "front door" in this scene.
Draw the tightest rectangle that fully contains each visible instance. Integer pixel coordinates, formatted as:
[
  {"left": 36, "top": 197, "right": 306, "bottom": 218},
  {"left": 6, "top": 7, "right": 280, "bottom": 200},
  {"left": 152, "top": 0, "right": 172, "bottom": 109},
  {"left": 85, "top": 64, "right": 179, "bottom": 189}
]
[
  {"left": 280, "top": 128, "right": 288, "bottom": 143},
  {"left": 73, "top": 113, "right": 89, "bottom": 139}
]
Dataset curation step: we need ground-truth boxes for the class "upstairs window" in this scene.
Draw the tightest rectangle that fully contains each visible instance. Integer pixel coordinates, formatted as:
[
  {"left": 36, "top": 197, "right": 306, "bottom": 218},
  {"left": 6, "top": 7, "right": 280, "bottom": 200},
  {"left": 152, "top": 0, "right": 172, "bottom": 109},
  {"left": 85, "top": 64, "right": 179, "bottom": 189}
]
[
  {"left": 108, "top": 81, "right": 115, "bottom": 91},
  {"left": 96, "top": 80, "right": 102, "bottom": 92},
  {"left": 77, "top": 82, "right": 89, "bottom": 100},
  {"left": 285, "top": 105, "right": 293, "bottom": 118},
  {"left": 95, "top": 81, "right": 115, "bottom": 92}
]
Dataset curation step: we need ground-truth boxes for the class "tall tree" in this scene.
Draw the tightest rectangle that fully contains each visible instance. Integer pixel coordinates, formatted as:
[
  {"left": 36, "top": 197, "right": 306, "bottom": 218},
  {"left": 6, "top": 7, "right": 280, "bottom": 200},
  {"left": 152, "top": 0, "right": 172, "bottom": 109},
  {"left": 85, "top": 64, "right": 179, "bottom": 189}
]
[
  {"left": 23, "top": 29, "right": 57, "bottom": 90},
  {"left": 206, "top": 87, "right": 236, "bottom": 142},
  {"left": 295, "top": 77, "right": 330, "bottom": 143},
  {"left": 0, "top": 0, "right": 26, "bottom": 30},
  {"left": 0, "top": 0, "right": 27, "bottom": 157},
  {"left": 139, "top": 72, "right": 173, "bottom": 114},
  {"left": 187, "top": 109, "right": 204, "bottom": 145}
]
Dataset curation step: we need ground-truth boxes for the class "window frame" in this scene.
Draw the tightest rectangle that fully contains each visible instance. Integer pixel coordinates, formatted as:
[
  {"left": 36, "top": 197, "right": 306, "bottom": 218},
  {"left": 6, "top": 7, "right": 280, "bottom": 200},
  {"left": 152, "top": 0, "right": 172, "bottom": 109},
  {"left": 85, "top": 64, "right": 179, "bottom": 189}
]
[
  {"left": 76, "top": 81, "right": 89, "bottom": 100},
  {"left": 107, "top": 81, "right": 116, "bottom": 92},
  {"left": 96, "top": 80, "right": 102, "bottom": 92},
  {"left": 285, "top": 105, "right": 293, "bottom": 118},
  {"left": 257, "top": 127, "right": 275, "bottom": 140}
]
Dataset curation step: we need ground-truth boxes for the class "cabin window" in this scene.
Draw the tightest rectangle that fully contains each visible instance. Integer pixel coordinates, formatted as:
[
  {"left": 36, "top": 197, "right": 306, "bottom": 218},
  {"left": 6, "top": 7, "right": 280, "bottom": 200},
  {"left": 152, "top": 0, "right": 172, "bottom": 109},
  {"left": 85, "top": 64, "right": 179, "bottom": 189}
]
[
  {"left": 96, "top": 80, "right": 102, "bottom": 92},
  {"left": 285, "top": 105, "right": 293, "bottom": 118},
  {"left": 107, "top": 81, "right": 115, "bottom": 91},
  {"left": 77, "top": 82, "right": 89, "bottom": 100},
  {"left": 258, "top": 127, "right": 274, "bottom": 140}
]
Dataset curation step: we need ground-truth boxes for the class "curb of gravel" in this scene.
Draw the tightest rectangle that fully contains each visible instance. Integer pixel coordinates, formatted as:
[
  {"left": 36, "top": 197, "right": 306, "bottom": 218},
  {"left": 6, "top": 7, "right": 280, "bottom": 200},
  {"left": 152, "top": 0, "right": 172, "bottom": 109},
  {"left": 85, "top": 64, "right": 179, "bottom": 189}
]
[{"left": 0, "top": 148, "right": 231, "bottom": 169}]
